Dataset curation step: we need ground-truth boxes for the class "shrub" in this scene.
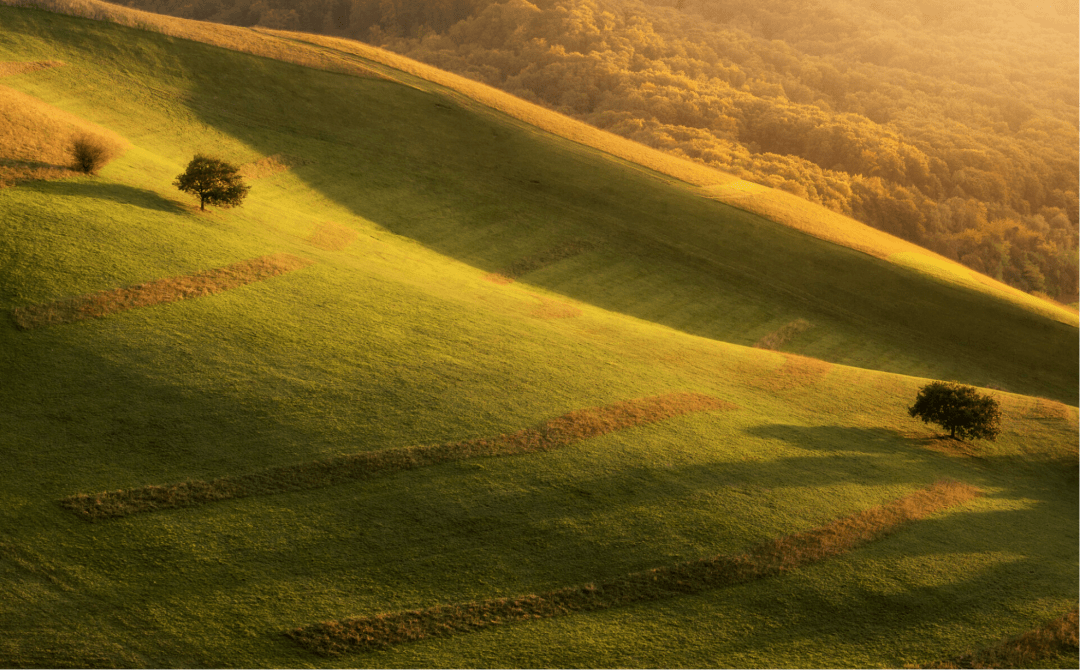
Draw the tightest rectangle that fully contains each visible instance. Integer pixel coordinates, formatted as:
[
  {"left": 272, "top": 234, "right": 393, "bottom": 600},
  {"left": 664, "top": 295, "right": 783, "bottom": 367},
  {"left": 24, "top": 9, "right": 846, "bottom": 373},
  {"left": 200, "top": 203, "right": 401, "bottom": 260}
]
[
  {"left": 70, "top": 134, "right": 110, "bottom": 174},
  {"left": 908, "top": 381, "right": 1002, "bottom": 441}
]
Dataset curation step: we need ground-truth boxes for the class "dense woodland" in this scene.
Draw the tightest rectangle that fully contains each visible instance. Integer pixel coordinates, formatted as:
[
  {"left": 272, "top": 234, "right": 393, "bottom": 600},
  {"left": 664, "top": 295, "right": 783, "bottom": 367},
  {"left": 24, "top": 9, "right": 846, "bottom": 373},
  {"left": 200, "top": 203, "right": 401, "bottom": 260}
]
[{"left": 111, "top": 0, "right": 1080, "bottom": 301}]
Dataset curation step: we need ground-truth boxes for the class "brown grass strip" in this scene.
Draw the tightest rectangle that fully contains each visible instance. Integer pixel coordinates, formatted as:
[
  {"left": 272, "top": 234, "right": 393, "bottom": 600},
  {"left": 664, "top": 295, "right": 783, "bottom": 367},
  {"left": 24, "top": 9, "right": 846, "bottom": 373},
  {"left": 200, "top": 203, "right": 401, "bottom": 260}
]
[
  {"left": 308, "top": 222, "right": 358, "bottom": 252},
  {"left": 60, "top": 393, "right": 735, "bottom": 520},
  {"left": 238, "top": 153, "right": 310, "bottom": 180},
  {"left": 12, "top": 253, "right": 311, "bottom": 329},
  {"left": 287, "top": 480, "right": 981, "bottom": 656},
  {"left": 921, "top": 608, "right": 1078, "bottom": 669},
  {"left": 0, "top": 60, "right": 64, "bottom": 77},
  {"left": 753, "top": 318, "right": 813, "bottom": 350}
]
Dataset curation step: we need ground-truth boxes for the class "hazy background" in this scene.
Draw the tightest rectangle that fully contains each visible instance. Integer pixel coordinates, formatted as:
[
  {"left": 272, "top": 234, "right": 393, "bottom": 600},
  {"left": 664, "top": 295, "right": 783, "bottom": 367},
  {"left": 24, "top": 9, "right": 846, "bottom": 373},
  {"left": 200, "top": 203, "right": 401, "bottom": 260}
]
[{"left": 107, "top": 0, "right": 1080, "bottom": 303}]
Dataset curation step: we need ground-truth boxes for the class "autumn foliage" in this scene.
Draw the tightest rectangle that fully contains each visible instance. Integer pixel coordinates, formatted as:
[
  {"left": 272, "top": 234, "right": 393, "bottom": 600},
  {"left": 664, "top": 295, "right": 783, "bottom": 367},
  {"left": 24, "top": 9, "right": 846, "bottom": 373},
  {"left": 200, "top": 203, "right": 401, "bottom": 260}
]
[{"left": 114, "top": 0, "right": 1080, "bottom": 302}]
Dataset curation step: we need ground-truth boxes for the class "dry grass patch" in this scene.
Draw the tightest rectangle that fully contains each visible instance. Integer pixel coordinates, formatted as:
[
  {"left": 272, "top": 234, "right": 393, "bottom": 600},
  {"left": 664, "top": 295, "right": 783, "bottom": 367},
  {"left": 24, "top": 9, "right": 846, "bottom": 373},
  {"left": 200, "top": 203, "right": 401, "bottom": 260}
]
[
  {"left": 921, "top": 608, "right": 1078, "bottom": 669},
  {"left": 1028, "top": 398, "right": 1075, "bottom": 423},
  {"left": 308, "top": 222, "right": 358, "bottom": 252},
  {"left": 238, "top": 153, "right": 310, "bottom": 180},
  {"left": 0, "top": 84, "right": 125, "bottom": 186},
  {"left": 12, "top": 253, "right": 311, "bottom": 329},
  {"left": 0, "top": 60, "right": 64, "bottom": 77},
  {"left": 529, "top": 296, "right": 582, "bottom": 320},
  {"left": 287, "top": 480, "right": 980, "bottom": 656},
  {"left": 753, "top": 318, "right": 814, "bottom": 350},
  {"left": 60, "top": 393, "right": 736, "bottom": 520},
  {"left": 746, "top": 353, "right": 833, "bottom": 393}
]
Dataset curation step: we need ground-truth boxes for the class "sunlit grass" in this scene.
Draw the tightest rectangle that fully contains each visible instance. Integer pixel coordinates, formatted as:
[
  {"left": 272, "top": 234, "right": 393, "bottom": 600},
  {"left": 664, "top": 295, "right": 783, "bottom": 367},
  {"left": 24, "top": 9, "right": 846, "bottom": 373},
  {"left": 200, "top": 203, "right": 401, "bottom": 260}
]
[{"left": 0, "top": 4, "right": 1075, "bottom": 668}]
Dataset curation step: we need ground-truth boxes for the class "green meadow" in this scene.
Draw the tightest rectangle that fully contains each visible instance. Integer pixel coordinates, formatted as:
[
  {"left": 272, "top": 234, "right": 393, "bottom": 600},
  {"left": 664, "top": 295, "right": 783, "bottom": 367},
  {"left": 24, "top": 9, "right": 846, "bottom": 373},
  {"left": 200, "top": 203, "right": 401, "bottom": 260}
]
[{"left": 0, "top": 4, "right": 1076, "bottom": 667}]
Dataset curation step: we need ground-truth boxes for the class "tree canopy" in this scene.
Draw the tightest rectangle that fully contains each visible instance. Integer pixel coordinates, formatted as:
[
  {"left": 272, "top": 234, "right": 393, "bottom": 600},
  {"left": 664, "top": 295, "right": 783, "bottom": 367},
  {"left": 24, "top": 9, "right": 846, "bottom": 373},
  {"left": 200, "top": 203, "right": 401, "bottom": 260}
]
[
  {"left": 908, "top": 381, "right": 1002, "bottom": 441},
  {"left": 174, "top": 154, "right": 250, "bottom": 211}
]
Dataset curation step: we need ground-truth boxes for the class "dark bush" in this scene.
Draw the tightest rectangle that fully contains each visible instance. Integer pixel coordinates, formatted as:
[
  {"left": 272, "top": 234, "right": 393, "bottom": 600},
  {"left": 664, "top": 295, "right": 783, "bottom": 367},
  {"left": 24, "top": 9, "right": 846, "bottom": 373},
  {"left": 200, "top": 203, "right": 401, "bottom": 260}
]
[{"left": 70, "top": 134, "right": 110, "bottom": 174}]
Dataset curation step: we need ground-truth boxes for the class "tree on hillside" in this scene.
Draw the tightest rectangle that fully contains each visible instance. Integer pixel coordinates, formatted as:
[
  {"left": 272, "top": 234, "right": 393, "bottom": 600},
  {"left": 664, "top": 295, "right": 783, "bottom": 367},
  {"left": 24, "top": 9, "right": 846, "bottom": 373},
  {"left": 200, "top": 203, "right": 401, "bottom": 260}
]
[
  {"left": 174, "top": 154, "right": 250, "bottom": 211},
  {"left": 70, "top": 134, "right": 111, "bottom": 174},
  {"left": 908, "top": 381, "right": 1002, "bottom": 441}
]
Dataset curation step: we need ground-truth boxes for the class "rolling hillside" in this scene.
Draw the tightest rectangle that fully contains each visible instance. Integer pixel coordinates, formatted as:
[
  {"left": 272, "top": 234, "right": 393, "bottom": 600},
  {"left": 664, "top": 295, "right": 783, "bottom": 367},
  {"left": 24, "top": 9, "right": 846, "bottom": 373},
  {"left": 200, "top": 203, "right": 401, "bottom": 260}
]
[{"left": 0, "top": 2, "right": 1076, "bottom": 667}]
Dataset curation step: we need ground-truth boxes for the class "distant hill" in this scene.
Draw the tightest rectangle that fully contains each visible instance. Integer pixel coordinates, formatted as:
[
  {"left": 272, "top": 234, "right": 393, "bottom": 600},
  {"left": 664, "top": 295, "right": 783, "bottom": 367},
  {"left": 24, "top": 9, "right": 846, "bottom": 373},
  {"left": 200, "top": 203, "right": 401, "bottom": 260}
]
[{"left": 99, "top": 0, "right": 1080, "bottom": 305}]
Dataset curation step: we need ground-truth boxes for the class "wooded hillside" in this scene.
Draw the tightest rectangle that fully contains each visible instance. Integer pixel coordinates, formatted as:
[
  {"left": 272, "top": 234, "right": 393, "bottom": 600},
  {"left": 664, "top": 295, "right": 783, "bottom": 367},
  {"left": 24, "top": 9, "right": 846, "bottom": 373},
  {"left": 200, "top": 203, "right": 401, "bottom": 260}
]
[{"left": 110, "top": 0, "right": 1079, "bottom": 302}]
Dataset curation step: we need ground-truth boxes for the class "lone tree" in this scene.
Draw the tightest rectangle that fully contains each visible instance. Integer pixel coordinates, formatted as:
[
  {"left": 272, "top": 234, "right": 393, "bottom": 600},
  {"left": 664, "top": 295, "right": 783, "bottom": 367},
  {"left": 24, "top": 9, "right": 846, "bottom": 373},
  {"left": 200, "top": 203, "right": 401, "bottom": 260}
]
[
  {"left": 70, "top": 134, "right": 110, "bottom": 174},
  {"left": 174, "top": 154, "right": 250, "bottom": 211},
  {"left": 908, "top": 381, "right": 1002, "bottom": 441}
]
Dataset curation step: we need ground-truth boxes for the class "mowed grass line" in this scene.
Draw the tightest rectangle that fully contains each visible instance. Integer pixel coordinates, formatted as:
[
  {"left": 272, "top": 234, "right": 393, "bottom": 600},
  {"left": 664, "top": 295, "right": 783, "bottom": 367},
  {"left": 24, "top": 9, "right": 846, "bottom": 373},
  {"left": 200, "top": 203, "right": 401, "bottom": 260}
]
[
  {"left": 754, "top": 318, "right": 814, "bottom": 351},
  {"left": 0, "top": 59, "right": 64, "bottom": 76},
  {"left": 484, "top": 239, "right": 596, "bottom": 285},
  {"left": 10, "top": 253, "right": 311, "bottom": 329},
  {"left": 923, "top": 608, "right": 1078, "bottom": 669},
  {"left": 60, "top": 393, "right": 736, "bottom": 520},
  {"left": 287, "top": 480, "right": 981, "bottom": 656}
]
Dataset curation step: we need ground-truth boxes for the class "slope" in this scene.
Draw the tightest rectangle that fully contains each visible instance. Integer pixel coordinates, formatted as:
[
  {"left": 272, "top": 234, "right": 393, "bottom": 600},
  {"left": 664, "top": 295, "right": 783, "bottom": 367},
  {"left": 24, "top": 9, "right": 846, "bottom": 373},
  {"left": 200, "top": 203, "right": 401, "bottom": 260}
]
[{"left": 0, "top": 5, "right": 1076, "bottom": 668}]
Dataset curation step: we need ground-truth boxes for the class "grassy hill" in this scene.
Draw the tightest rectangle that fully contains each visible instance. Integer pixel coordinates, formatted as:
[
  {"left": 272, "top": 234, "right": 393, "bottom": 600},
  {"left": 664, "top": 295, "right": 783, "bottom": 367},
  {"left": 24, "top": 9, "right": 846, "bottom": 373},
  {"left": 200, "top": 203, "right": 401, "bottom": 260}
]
[{"left": 0, "top": 3, "right": 1076, "bottom": 667}]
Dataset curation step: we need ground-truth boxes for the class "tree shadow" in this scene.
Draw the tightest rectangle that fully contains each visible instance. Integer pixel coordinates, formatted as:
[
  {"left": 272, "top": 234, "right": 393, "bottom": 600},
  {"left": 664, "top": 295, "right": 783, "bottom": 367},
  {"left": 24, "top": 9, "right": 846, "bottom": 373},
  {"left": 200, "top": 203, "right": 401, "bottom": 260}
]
[{"left": 20, "top": 179, "right": 188, "bottom": 214}]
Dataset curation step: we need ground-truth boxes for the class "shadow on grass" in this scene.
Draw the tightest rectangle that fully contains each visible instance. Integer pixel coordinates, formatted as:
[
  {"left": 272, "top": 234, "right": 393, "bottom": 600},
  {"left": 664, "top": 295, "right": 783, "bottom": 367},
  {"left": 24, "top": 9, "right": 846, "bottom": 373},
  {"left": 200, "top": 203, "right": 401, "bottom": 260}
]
[
  {"left": 21, "top": 179, "right": 187, "bottom": 214},
  {"left": 738, "top": 512, "right": 1077, "bottom": 665},
  {"left": 745, "top": 423, "right": 1080, "bottom": 471}
]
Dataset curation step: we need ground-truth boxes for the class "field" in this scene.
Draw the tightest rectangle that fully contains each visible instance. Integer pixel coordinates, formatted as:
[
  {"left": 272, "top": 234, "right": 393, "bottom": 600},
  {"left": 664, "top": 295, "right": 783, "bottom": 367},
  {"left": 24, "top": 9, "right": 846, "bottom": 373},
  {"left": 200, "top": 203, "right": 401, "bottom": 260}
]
[{"left": 0, "top": 3, "right": 1076, "bottom": 667}]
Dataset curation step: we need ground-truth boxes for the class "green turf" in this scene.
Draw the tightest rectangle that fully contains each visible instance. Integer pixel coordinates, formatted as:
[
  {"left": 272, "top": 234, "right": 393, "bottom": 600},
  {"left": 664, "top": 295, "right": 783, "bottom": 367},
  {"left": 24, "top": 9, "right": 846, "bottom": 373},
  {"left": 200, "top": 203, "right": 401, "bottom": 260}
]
[{"left": 0, "top": 6, "right": 1076, "bottom": 668}]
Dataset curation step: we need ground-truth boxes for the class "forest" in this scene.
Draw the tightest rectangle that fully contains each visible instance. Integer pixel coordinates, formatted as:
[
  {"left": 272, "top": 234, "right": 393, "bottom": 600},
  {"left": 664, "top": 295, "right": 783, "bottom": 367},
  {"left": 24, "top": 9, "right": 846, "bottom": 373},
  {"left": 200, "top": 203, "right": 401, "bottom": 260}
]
[{"left": 108, "top": 0, "right": 1080, "bottom": 302}]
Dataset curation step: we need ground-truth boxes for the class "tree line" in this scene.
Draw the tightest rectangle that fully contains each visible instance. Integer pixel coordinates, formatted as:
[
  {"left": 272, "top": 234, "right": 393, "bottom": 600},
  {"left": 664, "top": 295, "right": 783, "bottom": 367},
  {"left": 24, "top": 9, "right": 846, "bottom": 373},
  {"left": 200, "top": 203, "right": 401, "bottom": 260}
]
[{"left": 112, "top": 0, "right": 1080, "bottom": 301}]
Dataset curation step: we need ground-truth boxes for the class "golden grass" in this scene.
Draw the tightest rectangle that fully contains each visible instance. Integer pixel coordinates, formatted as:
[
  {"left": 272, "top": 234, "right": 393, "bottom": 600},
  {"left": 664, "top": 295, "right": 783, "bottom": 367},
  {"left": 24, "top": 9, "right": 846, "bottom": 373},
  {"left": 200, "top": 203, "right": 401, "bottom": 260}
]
[
  {"left": 60, "top": 393, "right": 736, "bottom": 520},
  {"left": 745, "top": 353, "right": 834, "bottom": 393},
  {"left": 0, "top": 83, "right": 125, "bottom": 187},
  {"left": 307, "top": 222, "right": 358, "bottom": 252},
  {"left": 482, "top": 273, "right": 515, "bottom": 285},
  {"left": 12, "top": 253, "right": 311, "bottom": 329},
  {"left": 247, "top": 29, "right": 741, "bottom": 191},
  {"left": 921, "top": 608, "right": 1078, "bottom": 669},
  {"left": 4, "top": 0, "right": 384, "bottom": 80},
  {"left": 913, "top": 435, "right": 984, "bottom": 459},
  {"left": 1029, "top": 398, "right": 1074, "bottom": 422},
  {"left": 287, "top": 480, "right": 981, "bottom": 656},
  {"left": 529, "top": 296, "right": 582, "bottom": 320},
  {"left": 9, "top": 0, "right": 1075, "bottom": 327},
  {"left": 753, "top": 318, "right": 814, "bottom": 350},
  {"left": 10, "top": 0, "right": 1073, "bottom": 326},
  {"left": 237, "top": 153, "right": 310, "bottom": 180},
  {"left": 0, "top": 60, "right": 63, "bottom": 77}
]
